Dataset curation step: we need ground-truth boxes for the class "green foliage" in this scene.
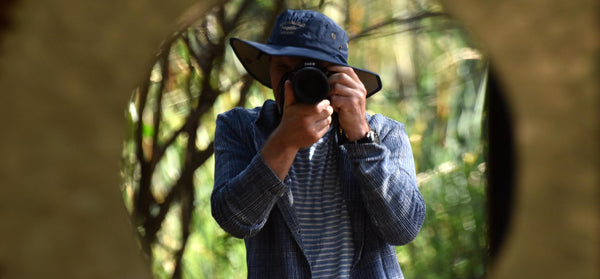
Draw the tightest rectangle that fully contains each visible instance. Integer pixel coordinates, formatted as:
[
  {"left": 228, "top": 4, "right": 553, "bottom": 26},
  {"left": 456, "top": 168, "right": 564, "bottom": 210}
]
[
  {"left": 357, "top": 8, "right": 488, "bottom": 278},
  {"left": 397, "top": 161, "right": 487, "bottom": 279},
  {"left": 121, "top": 1, "right": 489, "bottom": 278},
  {"left": 181, "top": 155, "right": 247, "bottom": 279}
]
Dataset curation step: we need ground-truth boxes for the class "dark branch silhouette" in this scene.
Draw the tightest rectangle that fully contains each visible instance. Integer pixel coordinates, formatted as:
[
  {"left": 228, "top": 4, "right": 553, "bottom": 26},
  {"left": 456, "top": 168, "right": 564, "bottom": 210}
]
[
  {"left": 349, "top": 12, "right": 448, "bottom": 40},
  {"left": 129, "top": 2, "right": 285, "bottom": 277}
]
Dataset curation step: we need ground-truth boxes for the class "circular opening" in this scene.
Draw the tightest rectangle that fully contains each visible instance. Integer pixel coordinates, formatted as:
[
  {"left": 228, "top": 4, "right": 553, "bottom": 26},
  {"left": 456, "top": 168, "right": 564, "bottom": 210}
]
[{"left": 120, "top": 2, "right": 490, "bottom": 278}]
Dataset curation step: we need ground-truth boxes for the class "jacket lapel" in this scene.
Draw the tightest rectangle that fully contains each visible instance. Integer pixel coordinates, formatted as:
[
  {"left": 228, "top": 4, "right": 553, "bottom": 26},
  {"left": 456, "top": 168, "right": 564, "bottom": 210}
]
[{"left": 252, "top": 100, "right": 307, "bottom": 254}]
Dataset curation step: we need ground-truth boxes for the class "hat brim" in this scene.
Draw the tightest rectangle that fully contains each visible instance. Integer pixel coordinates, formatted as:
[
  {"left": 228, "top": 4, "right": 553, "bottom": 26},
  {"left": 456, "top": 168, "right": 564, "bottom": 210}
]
[{"left": 230, "top": 38, "right": 382, "bottom": 97}]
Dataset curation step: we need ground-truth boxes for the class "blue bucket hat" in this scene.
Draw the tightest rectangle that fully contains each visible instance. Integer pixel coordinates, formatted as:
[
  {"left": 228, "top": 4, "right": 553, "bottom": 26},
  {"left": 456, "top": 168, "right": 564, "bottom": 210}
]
[{"left": 230, "top": 9, "right": 382, "bottom": 97}]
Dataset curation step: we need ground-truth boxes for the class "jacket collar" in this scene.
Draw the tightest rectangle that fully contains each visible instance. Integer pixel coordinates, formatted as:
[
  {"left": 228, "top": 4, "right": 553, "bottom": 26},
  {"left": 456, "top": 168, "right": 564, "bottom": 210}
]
[{"left": 255, "top": 99, "right": 281, "bottom": 139}]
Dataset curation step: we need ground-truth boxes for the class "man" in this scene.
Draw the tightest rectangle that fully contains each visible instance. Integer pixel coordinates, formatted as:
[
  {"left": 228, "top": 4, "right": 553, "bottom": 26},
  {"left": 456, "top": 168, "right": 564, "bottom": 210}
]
[{"left": 211, "top": 9, "right": 425, "bottom": 278}]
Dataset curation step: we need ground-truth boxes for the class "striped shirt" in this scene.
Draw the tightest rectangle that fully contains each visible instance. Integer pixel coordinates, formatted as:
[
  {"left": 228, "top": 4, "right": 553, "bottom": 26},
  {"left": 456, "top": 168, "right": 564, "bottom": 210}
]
[{"left": 289, "top": 129, "right": 354, "bottom": 278}]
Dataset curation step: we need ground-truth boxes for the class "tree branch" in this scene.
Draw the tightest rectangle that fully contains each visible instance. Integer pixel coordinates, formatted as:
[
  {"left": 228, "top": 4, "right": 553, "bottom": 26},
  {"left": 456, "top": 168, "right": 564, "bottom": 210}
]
[{"left": 349, "top": 11, "right": 448, "bottom": 40}]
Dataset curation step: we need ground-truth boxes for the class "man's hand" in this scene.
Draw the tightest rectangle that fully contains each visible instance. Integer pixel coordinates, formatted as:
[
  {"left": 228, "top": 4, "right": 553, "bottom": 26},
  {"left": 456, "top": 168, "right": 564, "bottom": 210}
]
[
  {"left": 328, "top": 65, "right": 370, "bottom": 141},
  {"left": 278, "top": 80, "right": 334, "bottom": 148},
  {"left": 261, "top": 80, "right": 334, "bottom": 179}
]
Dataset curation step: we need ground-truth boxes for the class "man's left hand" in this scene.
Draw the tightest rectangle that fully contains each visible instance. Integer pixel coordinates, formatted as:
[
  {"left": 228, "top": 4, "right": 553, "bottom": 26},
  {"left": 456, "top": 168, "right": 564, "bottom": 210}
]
[{"left": 327, "top": 65, "right": 370, "bottom": 141}]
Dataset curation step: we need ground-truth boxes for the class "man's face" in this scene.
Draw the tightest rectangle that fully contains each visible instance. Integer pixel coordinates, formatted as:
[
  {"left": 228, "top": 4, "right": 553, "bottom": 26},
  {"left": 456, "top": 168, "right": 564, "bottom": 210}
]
[{"left": 269, "top": 56, "right": 332, "bottom": 107}]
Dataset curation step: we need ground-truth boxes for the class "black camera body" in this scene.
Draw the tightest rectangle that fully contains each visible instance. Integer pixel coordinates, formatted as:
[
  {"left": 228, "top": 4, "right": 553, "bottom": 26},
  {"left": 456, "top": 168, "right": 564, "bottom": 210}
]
[{"left": 279, "top": 61, "right": 332, "bottom": 104}]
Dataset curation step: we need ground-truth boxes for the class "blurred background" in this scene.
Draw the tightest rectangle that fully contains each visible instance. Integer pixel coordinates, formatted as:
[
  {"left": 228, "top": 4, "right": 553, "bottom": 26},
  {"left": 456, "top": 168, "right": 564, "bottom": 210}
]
[{"left": 120, "top": 0, "right": 489, "bottom": 278}]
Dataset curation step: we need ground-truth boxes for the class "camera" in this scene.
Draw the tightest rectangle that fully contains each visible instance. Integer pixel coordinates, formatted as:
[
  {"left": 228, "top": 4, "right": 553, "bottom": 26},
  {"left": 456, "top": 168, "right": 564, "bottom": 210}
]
[{"left": 279, "top": 61, "right": 332, "bottom": 104}]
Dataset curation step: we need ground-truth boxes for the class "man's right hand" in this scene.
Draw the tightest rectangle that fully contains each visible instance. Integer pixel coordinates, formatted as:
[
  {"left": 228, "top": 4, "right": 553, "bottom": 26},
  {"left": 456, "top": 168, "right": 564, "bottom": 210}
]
[
  {"left": 261, "top": 80, "right": 334, "bottom": 180},
  {"left": 278, "top": 80, "right": 334, "bottom": 149}
]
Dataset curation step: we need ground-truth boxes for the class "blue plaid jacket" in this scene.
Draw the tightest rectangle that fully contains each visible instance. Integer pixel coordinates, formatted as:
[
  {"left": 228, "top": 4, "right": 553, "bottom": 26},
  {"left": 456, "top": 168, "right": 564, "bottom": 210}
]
[{"left": 211, "top": 100, "right": 425, "bottom": 278}]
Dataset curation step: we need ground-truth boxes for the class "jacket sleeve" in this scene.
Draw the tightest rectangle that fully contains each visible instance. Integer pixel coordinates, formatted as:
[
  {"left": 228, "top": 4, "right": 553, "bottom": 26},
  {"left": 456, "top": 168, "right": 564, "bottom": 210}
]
[
  {"left": 343, "top": 114, "right": 426, "bottom": 245},
  {"left": 210, "top": 110, "right": 288, "bottom": 239}
]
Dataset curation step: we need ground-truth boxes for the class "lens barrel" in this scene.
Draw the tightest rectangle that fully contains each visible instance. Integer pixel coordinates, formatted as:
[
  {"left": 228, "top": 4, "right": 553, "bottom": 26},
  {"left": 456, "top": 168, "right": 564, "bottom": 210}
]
[{"left": 290, "top": 67, "right": 330, "bottom": 104}]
